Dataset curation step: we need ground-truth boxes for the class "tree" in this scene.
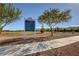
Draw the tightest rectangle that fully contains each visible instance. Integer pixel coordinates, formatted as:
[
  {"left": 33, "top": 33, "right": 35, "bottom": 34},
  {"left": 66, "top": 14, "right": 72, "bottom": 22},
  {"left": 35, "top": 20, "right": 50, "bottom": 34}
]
[
  {"left": 38, "top": 8, "right": 71, "bottom": 36},
  {"left": 0, "top": 4, "right": 22, "bottom": 34}
]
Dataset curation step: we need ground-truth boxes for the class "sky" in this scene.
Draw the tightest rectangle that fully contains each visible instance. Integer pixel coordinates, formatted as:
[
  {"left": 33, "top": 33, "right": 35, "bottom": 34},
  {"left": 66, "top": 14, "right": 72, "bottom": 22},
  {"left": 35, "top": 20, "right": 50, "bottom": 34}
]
[{"left": 4, "top": 3, "right": 79, "bottom": 30}]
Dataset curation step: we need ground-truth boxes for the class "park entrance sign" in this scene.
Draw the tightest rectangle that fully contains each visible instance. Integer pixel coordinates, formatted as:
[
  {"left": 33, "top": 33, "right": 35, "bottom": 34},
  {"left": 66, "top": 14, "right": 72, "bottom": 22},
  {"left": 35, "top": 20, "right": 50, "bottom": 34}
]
[{"left": 25, "top": 17, "right": 35, "bottom": 31}]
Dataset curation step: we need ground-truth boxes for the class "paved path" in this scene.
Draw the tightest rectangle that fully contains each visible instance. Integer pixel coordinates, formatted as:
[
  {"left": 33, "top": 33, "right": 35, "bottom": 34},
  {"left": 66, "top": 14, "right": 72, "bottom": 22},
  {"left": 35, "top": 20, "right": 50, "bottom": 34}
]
[{"left": 0, "top": 36, "right": 79, "bottom": 56}]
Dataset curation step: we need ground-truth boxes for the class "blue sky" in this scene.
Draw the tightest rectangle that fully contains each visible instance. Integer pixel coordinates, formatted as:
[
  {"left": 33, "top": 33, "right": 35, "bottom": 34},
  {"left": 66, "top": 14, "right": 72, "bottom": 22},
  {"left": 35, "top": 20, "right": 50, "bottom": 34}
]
[{"left": 4, "top": 3, "right": 79, "bottom": 30}]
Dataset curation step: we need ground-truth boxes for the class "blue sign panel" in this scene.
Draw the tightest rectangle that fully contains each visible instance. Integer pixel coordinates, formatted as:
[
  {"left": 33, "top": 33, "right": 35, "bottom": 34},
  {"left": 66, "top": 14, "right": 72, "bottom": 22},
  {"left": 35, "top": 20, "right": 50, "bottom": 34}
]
[{"left": 25, "top": 20, "right": 35, "bottom": 31}]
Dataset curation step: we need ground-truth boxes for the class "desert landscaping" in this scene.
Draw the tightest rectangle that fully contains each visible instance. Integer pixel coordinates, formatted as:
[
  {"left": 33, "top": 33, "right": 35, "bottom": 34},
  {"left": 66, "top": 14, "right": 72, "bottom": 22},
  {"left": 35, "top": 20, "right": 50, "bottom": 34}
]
[
  {"left": 0, "top": 32, "right": 79, "bottom": 56},
  {"left": 0, "top": 3, "right": 79, "bottom": 56},
  {"left": 0, "top": 32, "right": 79, "bottom": 46}
]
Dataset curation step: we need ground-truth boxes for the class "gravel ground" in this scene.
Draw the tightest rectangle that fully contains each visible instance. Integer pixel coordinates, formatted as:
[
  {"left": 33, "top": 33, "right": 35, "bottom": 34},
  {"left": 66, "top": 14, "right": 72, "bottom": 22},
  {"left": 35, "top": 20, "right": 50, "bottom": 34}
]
[
  {"left": 0, "top": 36, "right": 79, "bottom": 56},
  {"left": 27, "top": 42, "right": 79, "bottom": 56},
  {"left": 0, "top": 32, "right": 79, "bottom": 46}
]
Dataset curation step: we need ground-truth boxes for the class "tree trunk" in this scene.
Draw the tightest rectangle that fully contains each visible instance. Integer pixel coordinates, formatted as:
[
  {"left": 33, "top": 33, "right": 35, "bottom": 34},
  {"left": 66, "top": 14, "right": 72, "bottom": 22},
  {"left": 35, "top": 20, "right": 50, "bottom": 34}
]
[
  {"left": 50, "top": 24, "right": 57, "bottom": 36},
  {"left": 50, "top": 27, "right": 53, "bottom": 36},
  {"left": 0, "top": 28, "right": 2, "bottom": 34}
]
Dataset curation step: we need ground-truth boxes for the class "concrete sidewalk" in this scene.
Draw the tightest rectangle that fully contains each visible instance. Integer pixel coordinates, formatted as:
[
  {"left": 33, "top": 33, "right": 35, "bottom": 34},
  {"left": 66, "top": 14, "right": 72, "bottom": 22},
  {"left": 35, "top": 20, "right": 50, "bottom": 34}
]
[{"left": 0, "top": 36, "right": 79, "bottom": 56}]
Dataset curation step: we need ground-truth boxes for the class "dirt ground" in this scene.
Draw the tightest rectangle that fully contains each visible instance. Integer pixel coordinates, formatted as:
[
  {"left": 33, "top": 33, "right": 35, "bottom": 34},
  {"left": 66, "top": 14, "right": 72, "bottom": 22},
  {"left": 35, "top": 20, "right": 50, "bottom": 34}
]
[
  {"left": 0, "top": 32, "right": 79, "bottom": 56},
  {"left": 0, "top": 32, "right": 79, "bottom": 46},
  {"left": 26, "top": 42, "right": 79, "bottom": 56}
]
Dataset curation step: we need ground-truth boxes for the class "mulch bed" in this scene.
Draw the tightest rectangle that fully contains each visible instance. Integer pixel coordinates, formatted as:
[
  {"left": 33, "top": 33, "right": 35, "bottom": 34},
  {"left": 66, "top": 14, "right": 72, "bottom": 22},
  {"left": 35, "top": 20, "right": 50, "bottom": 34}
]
[{"left": 26, "top": 42, "right": 79, "bottom": 56}]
